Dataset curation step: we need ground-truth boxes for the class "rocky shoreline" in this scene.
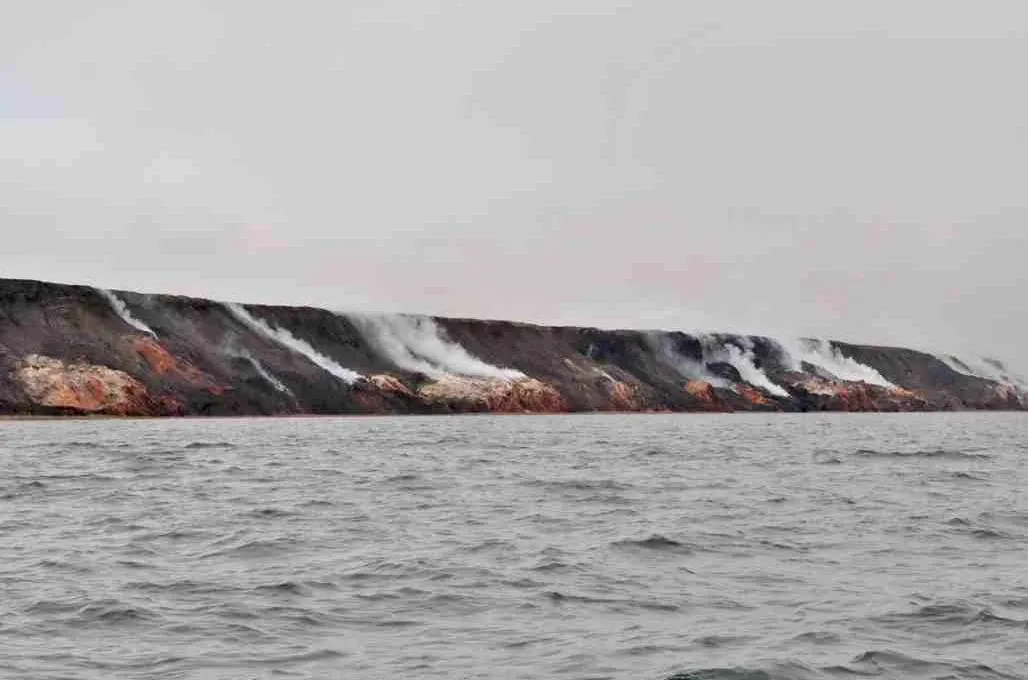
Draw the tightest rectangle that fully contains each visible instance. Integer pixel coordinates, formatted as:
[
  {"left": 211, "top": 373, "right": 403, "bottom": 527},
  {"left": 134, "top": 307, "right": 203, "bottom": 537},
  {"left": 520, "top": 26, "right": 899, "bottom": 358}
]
[{"left": 0, "top": 278, "right": 1022, "bottom": 416}]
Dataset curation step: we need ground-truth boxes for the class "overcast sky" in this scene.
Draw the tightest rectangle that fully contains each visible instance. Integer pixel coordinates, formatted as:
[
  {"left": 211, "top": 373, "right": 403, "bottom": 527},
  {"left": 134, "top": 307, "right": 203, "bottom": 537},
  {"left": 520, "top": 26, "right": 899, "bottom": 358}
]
[{"left": 1, "top": 1, "right": 1025, "bottom": 362}]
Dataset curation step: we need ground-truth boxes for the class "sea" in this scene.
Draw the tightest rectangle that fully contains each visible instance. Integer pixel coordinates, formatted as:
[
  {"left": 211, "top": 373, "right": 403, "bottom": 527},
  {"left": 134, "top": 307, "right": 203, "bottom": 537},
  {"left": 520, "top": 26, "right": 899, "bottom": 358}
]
[{"left": 1, "top": 413, "right": 1025, "bottom": 680}]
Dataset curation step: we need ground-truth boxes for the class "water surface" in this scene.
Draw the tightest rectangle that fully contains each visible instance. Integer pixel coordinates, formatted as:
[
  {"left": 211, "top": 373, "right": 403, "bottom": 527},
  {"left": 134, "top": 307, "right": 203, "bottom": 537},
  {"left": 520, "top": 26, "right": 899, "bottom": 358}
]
[{"left": 1, "top": 413, "right": 1026, "bottom": 679}]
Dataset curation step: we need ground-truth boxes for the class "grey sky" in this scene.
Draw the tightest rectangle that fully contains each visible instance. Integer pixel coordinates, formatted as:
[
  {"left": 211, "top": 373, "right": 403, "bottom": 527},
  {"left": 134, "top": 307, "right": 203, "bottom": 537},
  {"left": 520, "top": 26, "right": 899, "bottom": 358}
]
[{"left": 1, "top": 1, "right": 1025, "bottom": 363}]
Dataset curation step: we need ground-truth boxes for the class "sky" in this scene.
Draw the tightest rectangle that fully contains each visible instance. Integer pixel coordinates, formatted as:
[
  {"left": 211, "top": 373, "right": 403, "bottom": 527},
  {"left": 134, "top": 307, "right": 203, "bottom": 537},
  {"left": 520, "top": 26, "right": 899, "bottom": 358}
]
[{"left": 1, "top": 1, "right": 1025, "bottom": 363}]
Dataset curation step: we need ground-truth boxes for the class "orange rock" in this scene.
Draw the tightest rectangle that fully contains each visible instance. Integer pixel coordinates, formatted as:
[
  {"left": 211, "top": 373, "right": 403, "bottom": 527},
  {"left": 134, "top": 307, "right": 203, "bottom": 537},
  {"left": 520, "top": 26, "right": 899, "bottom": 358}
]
[
  {"left": 601, "top": 378, "right": 641, "bottom": 410},
  {"left": 783, "top": 373, "right": 928, "bottom": 412},
  {"left": 738, "top": 385, "right": 772, "bottom": 406},
  {"left": 130, "top": 337, "right": 221, "bottom": 389},
  {"left": 16, "top": 354, "right": 157, "bottom": 415},
  {"left": 132, "top": 336, "right": 178, "bottom": 375},
  {"left": 684, "top": 380, "right": 731, "bottom": 411}
]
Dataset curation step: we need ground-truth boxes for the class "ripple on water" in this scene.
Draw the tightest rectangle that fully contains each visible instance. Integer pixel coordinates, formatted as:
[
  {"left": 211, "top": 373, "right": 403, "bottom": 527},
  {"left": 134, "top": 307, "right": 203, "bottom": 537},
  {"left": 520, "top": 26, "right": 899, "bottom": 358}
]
[
  {"left": 854, "top": 448, "right": 993, "bottom": 460},
  {"left": 1, "top": 414, "right": 1025, "bottom": 679},
  {"left": 611, "top": 534, "right": 695, "bottom": 554}
]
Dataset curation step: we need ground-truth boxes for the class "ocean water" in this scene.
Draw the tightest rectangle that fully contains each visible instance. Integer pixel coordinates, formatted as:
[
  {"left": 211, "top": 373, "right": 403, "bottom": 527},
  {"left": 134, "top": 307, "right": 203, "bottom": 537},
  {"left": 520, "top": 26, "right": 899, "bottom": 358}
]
[{"left": 1, "top": 413, "right": 1026, "bottom": 680}]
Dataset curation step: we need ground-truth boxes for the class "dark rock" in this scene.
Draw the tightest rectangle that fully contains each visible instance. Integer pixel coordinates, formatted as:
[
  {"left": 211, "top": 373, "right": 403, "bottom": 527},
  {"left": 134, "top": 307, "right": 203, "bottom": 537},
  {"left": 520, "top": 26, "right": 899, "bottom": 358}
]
[{"left": 0, "top": 278, "right": 1021, "bottom": 416}]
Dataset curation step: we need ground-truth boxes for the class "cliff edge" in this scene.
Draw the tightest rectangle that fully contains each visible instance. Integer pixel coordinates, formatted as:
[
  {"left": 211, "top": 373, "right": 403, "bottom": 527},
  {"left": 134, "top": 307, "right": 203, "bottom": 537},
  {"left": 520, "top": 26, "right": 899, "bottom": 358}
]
[{"left": 0, "top": 278, "right": 1021, "bottom": 416}]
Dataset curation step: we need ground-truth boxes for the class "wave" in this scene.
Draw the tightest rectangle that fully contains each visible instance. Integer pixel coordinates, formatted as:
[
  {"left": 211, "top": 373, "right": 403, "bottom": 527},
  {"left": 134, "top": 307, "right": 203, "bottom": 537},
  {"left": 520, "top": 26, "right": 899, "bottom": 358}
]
[
  {"left": 349, "top": 312, "right": 523, "bottom": 380},
  {"left": 668, "top": 654, "right": 1019, "bottom": 680},
  {"left": 969, "top": 527, "right": 1014, "bottom": 540},
  {"left": 70, "top": 601, "right": 160, "bottom": 626},
  {"left": 246, "top": 507, "right": 294, "bottom": 518},
  {"left": 899, "top": 602, "right": 1026, "bottom": 627},
  {"left": 183, "top": 441, "right": 237, "bottom": 450},
  {"left": 843, "top": 649, "right": 1020, "bottom": 680},
  {"left": 124, "top": 579, "right": 229, "bottom": 595},
  {"left": 529, "top": 559, "right": 579, "bottom": 573},
  {"left": 789, "top": 630, "right": 842, "bottom": 644},
  {"left": 545, "top": 590, "right": 680, "bottom": 612},
  {"left": 854, "top": 448, "right": 992, "bottom": 460},
  {"left": 612, "top": 534, "right": 693, "bottom": 553},
  {"left": 33, "top": 559, "right": 92, "bottom": 574},
  {"left": 253, "top": 581, "right": 308, "bottom": 595},
  {"left": 225, "top": 303, "right": 362, "bottom": 384},
  {"left": 535, "top": 478, "right": 631, "bottom": 492},
  {"left": 665, "top": 669, "right": 777, "bottom": 680},
  {"left": 198, "top": 537, "right": 300, "bottom": 560}
]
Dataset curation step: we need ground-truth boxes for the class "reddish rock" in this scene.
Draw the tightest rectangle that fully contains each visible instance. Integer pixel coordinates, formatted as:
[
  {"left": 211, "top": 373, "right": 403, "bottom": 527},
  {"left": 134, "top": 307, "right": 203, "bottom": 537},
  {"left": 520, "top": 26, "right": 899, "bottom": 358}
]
[
  {"left": 783, "top": 374, "right": 929, "bottom": 412},
  {"left": 738, "top": 385, "right": 774, "bottom": 407},
  {"left": 130, "top": 336, "right": 222, "bottom": 390},
  {"left": 604, "top": 377, "right": 643, "bottom": 411},
  {"left": 0, "top": 277, "right": 1021, "bottom": 416},
  {"left": 16, "top": 354, "right": 159, "bottom": 415},
  {"left": 684, "top": 380, "right": 732, "bottom": 412}
]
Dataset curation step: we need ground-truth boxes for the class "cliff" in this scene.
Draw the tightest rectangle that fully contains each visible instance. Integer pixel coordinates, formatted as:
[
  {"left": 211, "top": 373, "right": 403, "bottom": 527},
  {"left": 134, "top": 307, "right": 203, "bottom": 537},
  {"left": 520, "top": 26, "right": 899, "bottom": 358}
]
[{"left": 0, "top": 278, "right": 1022, "bottom": 416}]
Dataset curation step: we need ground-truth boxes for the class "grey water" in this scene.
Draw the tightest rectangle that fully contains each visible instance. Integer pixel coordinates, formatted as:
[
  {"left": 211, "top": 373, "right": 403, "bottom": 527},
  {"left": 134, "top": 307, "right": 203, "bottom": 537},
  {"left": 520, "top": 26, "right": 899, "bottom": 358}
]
[{"left": 1, "top": 413, "right": 1026, "bottom": 680}]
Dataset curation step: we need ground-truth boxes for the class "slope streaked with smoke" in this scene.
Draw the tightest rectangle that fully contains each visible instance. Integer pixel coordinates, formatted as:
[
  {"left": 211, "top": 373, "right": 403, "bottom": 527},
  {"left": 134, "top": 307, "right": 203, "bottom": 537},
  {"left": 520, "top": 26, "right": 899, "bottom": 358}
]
[
  {"left": 97, "top": 289, "right": 156, "bottom": 337},
  {"left": 349, "top": 313, "right": 524, "bottom": 380},
  {"left": 779, "top": 338, "right": 895, "bottom": 388},
  {"left": 225, "top": 303, "right": 362, "bottom": 384},
  {"left": 649, "top": 333, "right": 732, "bottom": 389},
  {"left": 938, "top": 353, "right": 1027, "bottom": 389},
  {"left": 700, "top": 336, "right": 789, "bottom": 397},
  {"left": 241, "top": 350, "right": 293, "bottom": 396}
]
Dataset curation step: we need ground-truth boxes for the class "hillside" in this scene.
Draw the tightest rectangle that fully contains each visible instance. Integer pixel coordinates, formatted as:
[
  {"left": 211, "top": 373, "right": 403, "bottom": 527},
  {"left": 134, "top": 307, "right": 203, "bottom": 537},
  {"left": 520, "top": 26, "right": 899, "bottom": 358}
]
[{"left": 0, "top": 278, "right": 1021, "bottom": 416}]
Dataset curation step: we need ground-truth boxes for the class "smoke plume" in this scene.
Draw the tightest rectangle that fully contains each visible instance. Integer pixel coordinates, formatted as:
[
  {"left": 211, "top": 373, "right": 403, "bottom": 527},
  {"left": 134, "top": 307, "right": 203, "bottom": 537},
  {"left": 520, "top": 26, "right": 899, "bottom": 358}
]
[
  {"left": 225, "top": 303, "right": 362, "bottom": 384},
  {"left": 720, "top": 343, "right": 790, "bottom": 398},
  {"left": 650, "top": 333, "right": 732, "bottom": 389},
  {"left": 242, "top": 350, "right": 293, "bottom": 396},
  {"left": 779, "top": 338, "right": 895, "bottom": 388},
  {"left": 700, "top": 335, "right": 789, "bottom": 397},
  {"left": 938, "top": 353, "right": 1027, "bottom": 388},
  {"left": 97, "top": 289, "right": 156, "bottom": 337},
  {"left": 349, "top": 313, "right": 524, "bottom": 380}
]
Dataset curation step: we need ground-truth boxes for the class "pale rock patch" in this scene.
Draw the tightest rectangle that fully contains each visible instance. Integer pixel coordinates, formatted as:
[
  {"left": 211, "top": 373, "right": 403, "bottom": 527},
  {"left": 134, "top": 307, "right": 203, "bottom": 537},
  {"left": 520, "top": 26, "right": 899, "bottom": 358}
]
[{"left": 16, "top": 354, "right": 151, "bottom": 414}]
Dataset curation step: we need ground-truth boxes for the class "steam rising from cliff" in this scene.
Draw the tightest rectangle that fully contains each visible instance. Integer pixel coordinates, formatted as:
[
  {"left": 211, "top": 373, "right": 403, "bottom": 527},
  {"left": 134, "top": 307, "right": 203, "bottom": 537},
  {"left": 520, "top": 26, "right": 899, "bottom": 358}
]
[
  {"left": 349, "top": 313, "right": 524, "bottom": 380},
  {"left": 97, "top": 289, "right": 156, "bottom": 337},
  {"left": 938, "top": 353, "right": 1028, "bottom": 388},
  {"left": 650, "top": 333, "right": 732, "bottom": 389},
  {"left": 225, "top": 303, "right": 362, "bottom": 384},
  {"left": 720, "top": 343, "right": 790, "bottom": 397},
  {"left": 697, "top": 336, "right": 789, "bottom": 397},
  {"left": 242, "top": 350, "right": 293, "bottom": 395},
  {"left": 779, "top": 338, "right": 895, "bottom": 388}
]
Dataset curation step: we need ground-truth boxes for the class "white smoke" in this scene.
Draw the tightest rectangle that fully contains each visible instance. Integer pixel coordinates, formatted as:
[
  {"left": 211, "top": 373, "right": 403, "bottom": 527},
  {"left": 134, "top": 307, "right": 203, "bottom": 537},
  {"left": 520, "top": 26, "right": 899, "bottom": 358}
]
[
  {"left": 241, "top": 350, "right": 293, "bottom": 396},
  {"left": 980, "top": 358, "right": 1028, "bottom": 387},
  {"left": 225, "top": 303, "right": 362, "bottom": 384},
  {"left": 718, "top": 342, "right": 790, "bottom": 397},
  {"left": 694, "top": 335, "right": 789, "bottom": 397},
  {"left": 651, "top": 333, "right": 732, "bottom": 389},
  {"left": 938, "top": 353, "right": 1027, "bottom": 388},
  {"left": 779, "top": 338, "right": 895, "bottom": 388},
  {"left": 349, "top": 313, "right": 524, "bottom": 380},
  {"left": 97, "top": 289, "right": 156, "bottom": 337}
]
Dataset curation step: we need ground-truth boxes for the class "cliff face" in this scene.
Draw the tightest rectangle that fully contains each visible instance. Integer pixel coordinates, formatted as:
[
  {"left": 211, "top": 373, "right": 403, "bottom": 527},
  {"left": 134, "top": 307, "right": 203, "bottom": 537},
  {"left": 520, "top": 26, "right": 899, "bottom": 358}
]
[{"left": 0, "top": 278, "right": 1022, "bottom": 416}]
